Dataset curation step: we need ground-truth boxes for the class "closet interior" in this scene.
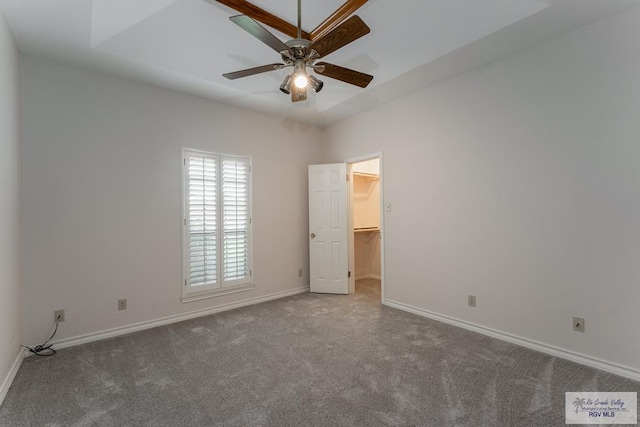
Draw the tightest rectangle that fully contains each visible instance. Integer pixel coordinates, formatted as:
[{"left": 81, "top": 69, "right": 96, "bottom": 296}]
[{"left": 352, "top": 158, "right": 381, "bottom": 291}]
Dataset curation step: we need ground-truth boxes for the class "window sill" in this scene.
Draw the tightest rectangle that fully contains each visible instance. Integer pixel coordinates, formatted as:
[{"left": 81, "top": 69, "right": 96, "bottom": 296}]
[{"left": 181, "top": 283, "right": 255, "bottom": 304}]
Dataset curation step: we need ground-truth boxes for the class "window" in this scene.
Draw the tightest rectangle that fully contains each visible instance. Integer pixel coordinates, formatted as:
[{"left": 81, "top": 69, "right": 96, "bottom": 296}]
[{"left": 182, "top": 149, "right": 252, "bottom": 302}]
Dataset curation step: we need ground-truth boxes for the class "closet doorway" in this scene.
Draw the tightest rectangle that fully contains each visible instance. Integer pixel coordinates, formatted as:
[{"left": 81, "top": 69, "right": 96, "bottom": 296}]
[{"left": 348, "top": 154, "right": 384, "bottom": 302}]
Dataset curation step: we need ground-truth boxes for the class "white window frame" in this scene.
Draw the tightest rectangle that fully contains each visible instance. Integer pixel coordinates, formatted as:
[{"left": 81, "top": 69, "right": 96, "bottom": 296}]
[{"left": 181, "top": 148, "right": 253, "bottom": 303}]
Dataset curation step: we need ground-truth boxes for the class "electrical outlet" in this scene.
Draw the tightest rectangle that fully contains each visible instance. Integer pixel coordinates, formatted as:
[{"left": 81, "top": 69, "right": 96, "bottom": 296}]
[
  {"left": 54, "top": 309, "right": 65, "bottom": 322},
  {"left": 298, "top": 268, "right": 303, "bottom": 277},
  {"left": 385, "top": 202, "right": 392, "bottom": 212},
  {"left": 118, "top": 299, "right": 127, "bottom": 311},
  {"left": 468, "top": 295, "right": 476, "bottom": 308},
  {"left": 573, "top": 316, "right": 585, "bottom": 332}
]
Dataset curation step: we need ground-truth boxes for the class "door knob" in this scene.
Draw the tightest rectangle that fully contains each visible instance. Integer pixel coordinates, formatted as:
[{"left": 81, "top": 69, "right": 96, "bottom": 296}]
[{"left": 310, "top": 233, "right": 316, "bottom": 239}]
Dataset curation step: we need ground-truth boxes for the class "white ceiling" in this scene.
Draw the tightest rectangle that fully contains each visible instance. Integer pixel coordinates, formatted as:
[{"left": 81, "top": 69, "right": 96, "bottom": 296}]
[{"left": 1, "top": 0, "right": 638, "bottom": 126}]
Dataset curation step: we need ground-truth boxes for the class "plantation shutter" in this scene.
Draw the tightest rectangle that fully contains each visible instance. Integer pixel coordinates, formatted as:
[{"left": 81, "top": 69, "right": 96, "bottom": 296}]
[
  {"left": 183, "top": 150, "right": 252, "bottom": 299},
  {"left": 221, "top": 156, "right": 251, "bottom": 284},
  {"left": 187, "top": 153, "right": 218, "bottom": 289}
]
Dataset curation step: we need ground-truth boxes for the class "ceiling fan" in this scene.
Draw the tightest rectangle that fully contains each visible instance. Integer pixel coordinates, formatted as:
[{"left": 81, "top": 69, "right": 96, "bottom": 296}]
[{"left": 216, "top": 0, "right": 374, "bottom": 102}]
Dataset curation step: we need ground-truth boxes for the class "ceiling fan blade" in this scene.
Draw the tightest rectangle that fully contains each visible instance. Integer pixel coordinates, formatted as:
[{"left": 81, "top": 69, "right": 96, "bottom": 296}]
[
  {"left": 315, "top": 62, "right": 373, "bottom": 88},
  {"left": 215, "top": 0, "right": 310, "bottom": 40},
  {"left": 229, "top": 15, "right": 291, "bottom": 54},
  {"left": 311, "top": 16, "right": 370, "bottom": 59},
  {"left": 310, "top": 0, "right": 369, "bottom": 42},
  {"left": 291, "top": 84, "right": 308, "bottom": 102},
  {"left": 223, "top": 63, "right": 284, "bottom": 80}
]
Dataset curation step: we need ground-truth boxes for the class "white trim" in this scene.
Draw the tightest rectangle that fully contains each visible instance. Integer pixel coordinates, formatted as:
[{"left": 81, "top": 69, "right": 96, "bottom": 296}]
[
  {"left": 28, "top": 287, "right": 309, "bottom": 353},
  {"left": 345, "top": 152, "right": 385, "bottom": 303},
  {"left": 384, "top": 299, "right": 640, "bottom": 382},
  {"left": 345, "top": 152, "right": 383, "bottom": 165},
  {"left": 0, "top": 350, "right": 24, "bottom": 406},
  {"left": 181, "top": 284, "right": 254, "bottom": 303},
  {"left": 347, "top": 163, "right": 355, "bottom": 294}
]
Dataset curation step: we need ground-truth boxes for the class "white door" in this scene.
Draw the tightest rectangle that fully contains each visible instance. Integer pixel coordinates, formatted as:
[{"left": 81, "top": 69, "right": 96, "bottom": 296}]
[{"left": 308, "top": 163, "right": 349, "bottom": 294}]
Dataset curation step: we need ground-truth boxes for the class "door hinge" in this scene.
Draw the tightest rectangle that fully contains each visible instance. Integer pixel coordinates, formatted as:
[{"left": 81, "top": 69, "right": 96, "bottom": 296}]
[
  {"left": 250, "top": 269, "right": 252, "bottom": 276},
  {"left": 184, "top": 279, "right": 187, "bottom": 287},
  {"left": 348, "top": 271, "right": 351, "bottom": 278},
  {"left": 183, "top": 158, "right": 186, "bottom": 166},
  {"left": 346, "top": 174, "right": 350, "bottom": 182}
]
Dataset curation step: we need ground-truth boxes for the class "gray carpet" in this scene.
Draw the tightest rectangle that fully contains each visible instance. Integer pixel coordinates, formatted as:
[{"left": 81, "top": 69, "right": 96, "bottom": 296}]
[{"left": 1, "top": 279, "right": 638, "bottom": 426}]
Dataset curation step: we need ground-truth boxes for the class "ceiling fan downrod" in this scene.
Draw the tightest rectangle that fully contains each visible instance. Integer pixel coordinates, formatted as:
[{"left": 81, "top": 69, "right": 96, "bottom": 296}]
[{"left": 297, "top": 0, "right": 302, "bottom": 39}]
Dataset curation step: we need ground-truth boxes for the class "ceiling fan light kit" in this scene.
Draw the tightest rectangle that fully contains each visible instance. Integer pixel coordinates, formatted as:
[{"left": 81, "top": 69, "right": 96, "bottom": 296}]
[
  {"left": 308, "top": 75, "right": 324, "bottom": 93},
  {"left": 294, "top": 73, "right": 309, "bottom": 89},
  {"left": 279, "top": 74, "right": 292, "bottom": 94},
  {"left": 292, "top": 56, "right": 310, "bottom": 89},
  {"left": 219, "top": 0, "right": 374, "bottom": 103}
]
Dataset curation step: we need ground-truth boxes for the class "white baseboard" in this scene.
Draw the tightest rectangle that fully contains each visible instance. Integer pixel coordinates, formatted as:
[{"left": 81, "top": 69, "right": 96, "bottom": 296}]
[
  {"left": 0, "top": 350, "right": 24, "bottom": 406},
  {"left": 36, "top": 287, "right": 309, "bottom": 353},
  {"left": 384, "top": 299, "right": 640, "bottom": 382}
]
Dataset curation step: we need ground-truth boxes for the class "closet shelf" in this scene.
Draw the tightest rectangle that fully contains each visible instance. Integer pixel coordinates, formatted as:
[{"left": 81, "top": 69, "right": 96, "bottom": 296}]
[
  {"left": 354, "top": 227, "right": 380, "bottom": 233},
  {"left": 353, "top": 172, "right": 379, "bottom": 181}
]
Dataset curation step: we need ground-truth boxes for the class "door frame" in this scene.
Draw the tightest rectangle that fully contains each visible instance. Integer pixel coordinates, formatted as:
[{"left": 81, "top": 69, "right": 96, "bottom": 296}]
[{"left": 346, "top": 152, "right": 385, "bottom": 302}]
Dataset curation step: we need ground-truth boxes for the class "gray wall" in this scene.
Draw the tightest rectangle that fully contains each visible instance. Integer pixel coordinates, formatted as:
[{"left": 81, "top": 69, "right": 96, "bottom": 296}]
[
  {"left": 14, "top": 2, "right": 640, "bottom": 383},
  {"left": 0, "top": 11, "right": 22, "bottom": 400},
  {"left": 326, "top": 6, "right": 640, "bottom": 373},
  {"left": 21, "top": 56, "right": 324, "bottom": 345}
]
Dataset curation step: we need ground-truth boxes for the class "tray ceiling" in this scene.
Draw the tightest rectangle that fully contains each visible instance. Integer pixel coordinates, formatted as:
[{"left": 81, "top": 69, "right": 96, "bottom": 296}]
[{"left": 0, "top": 0, "right": 637, "bottom": 126}]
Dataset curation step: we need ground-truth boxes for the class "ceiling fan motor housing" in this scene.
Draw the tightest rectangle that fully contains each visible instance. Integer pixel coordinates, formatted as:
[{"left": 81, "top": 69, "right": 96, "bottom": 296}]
[{"left": 284, "top": 39, "right": 311, "bottom": 60}]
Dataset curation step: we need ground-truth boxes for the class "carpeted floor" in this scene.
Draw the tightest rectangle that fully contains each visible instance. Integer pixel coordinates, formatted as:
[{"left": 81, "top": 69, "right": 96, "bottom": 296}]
[{"left": 1, "top": 279, "right": 638, "bottom": 426}]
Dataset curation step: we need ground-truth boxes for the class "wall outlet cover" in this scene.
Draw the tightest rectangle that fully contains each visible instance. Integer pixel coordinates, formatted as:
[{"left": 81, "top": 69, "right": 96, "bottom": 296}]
[
  {"left": 54, "top": 309, "right": 65, "bottom": 322},
  {"left": 118, "top": 299, "right": 127, "bottom": 311},
  {"left": 573, "top": 316, "right": 585, "bottom": 332},
  {"left": 468, "top": 295, "right": 477, "bottom": 307}
]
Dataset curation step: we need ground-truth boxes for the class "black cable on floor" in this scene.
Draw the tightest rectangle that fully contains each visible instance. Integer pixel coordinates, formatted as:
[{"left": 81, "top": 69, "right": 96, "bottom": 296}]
[{"left": 21, "top": 322, "right": 59, "bottom": 357}]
